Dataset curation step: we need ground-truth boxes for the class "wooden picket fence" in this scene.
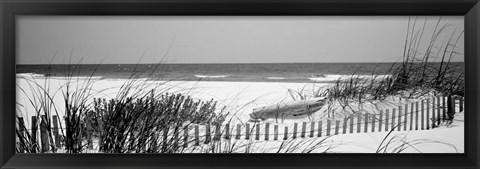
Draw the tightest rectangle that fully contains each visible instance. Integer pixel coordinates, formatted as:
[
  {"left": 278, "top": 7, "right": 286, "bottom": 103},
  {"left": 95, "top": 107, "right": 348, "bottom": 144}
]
[{"left": 17, "top": 96, "right": 464, "bottom": 152}]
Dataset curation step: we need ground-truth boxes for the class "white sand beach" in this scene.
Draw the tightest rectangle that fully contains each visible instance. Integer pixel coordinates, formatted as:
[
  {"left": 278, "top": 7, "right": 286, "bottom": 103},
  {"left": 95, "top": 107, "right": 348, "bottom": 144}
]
[{"left": 15, "top": 74, "right": 464, "bottom": 153}]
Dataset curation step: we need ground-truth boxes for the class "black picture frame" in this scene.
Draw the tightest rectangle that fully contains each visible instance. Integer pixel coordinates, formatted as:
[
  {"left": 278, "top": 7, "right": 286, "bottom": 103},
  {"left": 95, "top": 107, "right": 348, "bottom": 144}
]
[{"left": 1, "top": 0, "right": 479, "bottom": 168}]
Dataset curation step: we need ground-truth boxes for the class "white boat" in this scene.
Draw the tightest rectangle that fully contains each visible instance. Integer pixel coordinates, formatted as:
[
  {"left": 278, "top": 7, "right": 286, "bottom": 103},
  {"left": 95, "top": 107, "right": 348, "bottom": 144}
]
[{"left": 249, "top": 97, "right": 328, "bottom": 121}]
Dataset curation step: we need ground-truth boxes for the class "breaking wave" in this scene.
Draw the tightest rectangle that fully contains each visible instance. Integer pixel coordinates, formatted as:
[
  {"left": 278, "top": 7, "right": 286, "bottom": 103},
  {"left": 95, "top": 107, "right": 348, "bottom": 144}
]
[
  {"left": 195, "top": 75, "right": 230, "bottom": 78},
  {"left": 308, "top": 74, "right": 392, "bottom": 82}
]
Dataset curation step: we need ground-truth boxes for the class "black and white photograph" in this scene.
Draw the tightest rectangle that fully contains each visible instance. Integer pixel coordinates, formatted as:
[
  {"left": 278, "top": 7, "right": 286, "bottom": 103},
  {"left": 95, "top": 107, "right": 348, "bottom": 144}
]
[{"left": 15, "top": 16, "right": 464, "bottom": 153}]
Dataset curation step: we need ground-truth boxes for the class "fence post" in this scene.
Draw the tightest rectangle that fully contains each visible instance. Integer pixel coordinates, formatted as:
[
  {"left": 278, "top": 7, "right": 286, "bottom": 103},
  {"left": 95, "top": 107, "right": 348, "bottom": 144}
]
[
  {"left": 318, "top": 121, "right": 323, "bottom": 137},
  {"left": 335, "top": 120, "right": 340, "bottom": 135},
  {"left": 421, "top": 99, "right": 425, "bottom": 130},
  {"left": 342, "top": 118, "right": 347, "bottom": 134},
  {"left": 364, "top": 114, "right": 368, "bottom": 133},
  {"left": 385, "top": 109, "right": 390, "bottom": 131},
  {"left": 459, "top": 97, "right": 464, "bottom": 112},
  {"left": 265, "top": 123, "right": 270, "bottom": 140},
  {"left": 52, "top": 115, "right": 60, "bottom": 149},
  {"left": 225, "top": 123, "right": 230, "bottom": 140},
  {"left": 236, "top": 124, "right": 241, "bottom": 140},
  {"left": 31, "top": 116, "right": 38, "bottom": 153},
  {"left": 274, "top": 124, "right": 279, "bottom": 140},
  {"left": 205, "top": 124, "right": 211, "bottom": 144},
  {"left": 194, "top": 125, "right": 199, "bottom": 146},
  {"left": 310, "top": 122, "right": 315, "bottom": 137},
  {"left": 327, "top": 120, "right": 332, "bottom": 136},
  {"left": 255, "top": 124, "right": 260, "bottom": 140},
  {"left": 426, "top": 99, "right": 430, "bottom": 130},
  {"left": 283, "top": 126, "right": 288, "bottom": 140},
  {"left": 40, "top": 115, "right": 50, "bottom": 152},
  {"left": 18, "top": 117, "right": 25, "bottom": 153},
  {"left": 357, "top": 115, "right": 361, "bottom": 133},
  {"left": 397, "top": 106, "right": 402, "bottom": 131},
  {"left": 379, "top": 110, "right": 383, "bottom": 132},
  {"left": 301, "top": 122, "right": 306, "bottom": 138},
  {"left": 245, "top": 123, "right": 250, "bottom": 140},
  {"left": 293, "top": 123, "right": 298, "bottom": 139}
]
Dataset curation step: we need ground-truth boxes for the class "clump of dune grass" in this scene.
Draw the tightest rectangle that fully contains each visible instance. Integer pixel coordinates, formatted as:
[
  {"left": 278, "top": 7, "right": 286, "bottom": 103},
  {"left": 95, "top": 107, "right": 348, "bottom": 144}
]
[
  {"left": 288, "top": 17, "right": 464, "bottom": 120},
  {"left": 16, "top": 69, "right": 65, "bottom": 153},
  {"left": 93, "top": 89, "right": 226, "bottom": 153}
]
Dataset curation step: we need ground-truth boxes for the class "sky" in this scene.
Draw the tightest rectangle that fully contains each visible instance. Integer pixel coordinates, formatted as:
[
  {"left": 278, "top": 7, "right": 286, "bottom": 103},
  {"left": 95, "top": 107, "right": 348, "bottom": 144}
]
[{"left": 16, "top": 16, "right": 464, "bottom": 64}]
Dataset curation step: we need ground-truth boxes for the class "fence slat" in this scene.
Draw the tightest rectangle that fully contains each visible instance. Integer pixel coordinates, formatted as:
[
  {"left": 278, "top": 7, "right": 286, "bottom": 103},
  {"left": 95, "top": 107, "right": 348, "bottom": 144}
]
[
  {"left": 18, "top": 117, "right": 25, "bottom": 153},
  {"left": 265, "top": 123, "right": 270, "bottom": 140},
  {"left": 86, "top": 117, "right": 93, "bottom": 150},
  {"left": 357, "top": 115, "right": 361, "bottom": 133},
  {"left": 459, "top": 97, "right": 464, "bottom": 112},
  {"left": 310, "top": 122, "right": 315, "bottom": 137},
  {"left": 318, "top": 121, "right": 323, "bottom": 137},
  {"left": 421, "top": 100, "right": 425, "bottom": 130},
  {"left": 437, "top": 96, "right": 441, "bottom": 125},
  {"left": 349, "top": 115, "right": 354, "bottom": 133},
  {"left": 442, "top": 96, "right": 446, "bottom": 122},
  {"left": 214, "top": 124, "right": 221, "bottom": 141},
  {"left": 293, "top": 123, "right": 298, "bottom": 139},
  {"left": 245, "top": 123, "right": 250, "bottom": 140},
  {"left": 391, "top": 109, "right": 396, "bottom": 131},
  {"left": 385, "top": 109, "right": 390, "bottom": 131},
  {"left": 364, "top": 114, "right": 368, "bottom": 133},
  {"left": 301, "top": 122, "right": 306, "bottom": 138},
  {"left": 379, "top": 110, "right": 383, "bottom": 132},
  {"left": 274, "top": 125, "right": 279, "bottom": 140},
  {"left": 342, "top": 118, "right": 347, "bottom": 134},
  {"left": 256, "top": 124, "right": 260, "bottom": 140},
  {"left": 415, "top": 101, "right": 419, "bottom": 130},
  {"left": 236, "top": 124, "right": 241, "bottom": 140},
  {"left": 52, "top": 115, "right": 60, "bottom": 149},
  {"left": 452, "top": 97, "right": 456, "bottom": 118},
  {"left": 97, "top": 117, "right": 104, "bottom": 149},
  {"left": 284, "top": 126, "right": 288, "bottom": 140},
  {"left": 183, "top": 126, "right": 189, "bottom": 148},
  {"left": 426, "top": 99, "right": 430, "bottom": 130},
  {"left": 40, "top": 115, "right": 50, "bottom": 152},
  {"left": 397, "top": 106, "right": 402, "bottom": 131},
  {"left": 432, "top": 97, "right": 436, "bottom": 128},
  {"left": 335, "top": 120, "right": 340, "bottom": 135},
  {"left": 195, "top": 125, "right": 199, "bottom": 146},
  {"left": 327, "top": 120, "right": 332, "bottom": 136},
  {"left": 205, "top": 124, "right": 211, "bottom": 144},
  {"left": 410, "top": 102, "right": 414, "bottom": 130},
  {"left": 404, "top": 104, "right": 408, "bottom": 131},
  {"left": 225, "top": 123, "right": 230, "bottom": 139},
  {"left": 31, "top": 116, "right": 38, "bottom": 153},
  {"left": 371, "top": 113, "right": 375, "bottom": 132}
]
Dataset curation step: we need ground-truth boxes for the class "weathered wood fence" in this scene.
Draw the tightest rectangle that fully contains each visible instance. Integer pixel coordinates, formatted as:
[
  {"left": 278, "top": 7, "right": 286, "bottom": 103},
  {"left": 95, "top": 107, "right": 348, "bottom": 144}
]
[{"left": 17, "top": 96, "right": 464, "bottom": 152}]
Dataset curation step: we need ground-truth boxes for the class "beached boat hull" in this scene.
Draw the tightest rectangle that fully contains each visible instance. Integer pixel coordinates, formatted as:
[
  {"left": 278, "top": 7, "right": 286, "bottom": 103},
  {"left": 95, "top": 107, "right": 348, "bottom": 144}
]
[{"left": 249, "top": 97, "right": 328, "bottom": 121}]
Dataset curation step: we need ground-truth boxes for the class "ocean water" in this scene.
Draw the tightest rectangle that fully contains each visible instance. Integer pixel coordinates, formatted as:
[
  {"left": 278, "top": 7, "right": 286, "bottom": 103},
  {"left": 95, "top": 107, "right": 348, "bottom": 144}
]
[{"left": 16, "top": 62, "right": 464, "bottom": 83}]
